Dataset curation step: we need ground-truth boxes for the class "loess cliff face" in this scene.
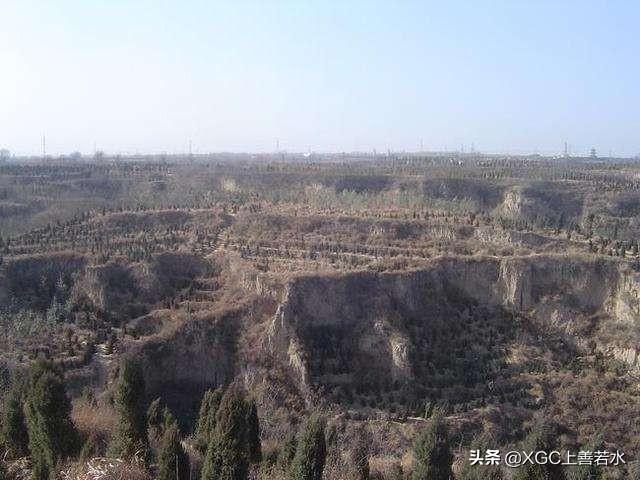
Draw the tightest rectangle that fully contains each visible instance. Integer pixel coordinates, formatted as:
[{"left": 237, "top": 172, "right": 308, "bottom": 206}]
[
  {"left": 6, "top": 248, "right": 637, "bottom": 417},
  {"left": 267, "top": 255, "right": 640, "bottom": 411},
  {"left": 7, "top": 247, "right": 639, "bottom": 457},
  {"left": 497, "top": 183, "right": 584, "bottom": 224}
]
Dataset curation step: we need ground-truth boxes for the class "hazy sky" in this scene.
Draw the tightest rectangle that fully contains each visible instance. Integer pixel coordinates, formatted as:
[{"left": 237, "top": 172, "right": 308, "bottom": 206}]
[{"left": 1, "top": 1, "right": 638, "bottom": 156}]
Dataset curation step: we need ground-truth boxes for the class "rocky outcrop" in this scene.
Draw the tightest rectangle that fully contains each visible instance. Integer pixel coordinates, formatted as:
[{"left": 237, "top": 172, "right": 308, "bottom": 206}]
[
  {"left": 611, "top": 347, "right": 640, "bottom": 372},
  {"left": 612, "top": 270, "right": 640, "bottom": 324}
]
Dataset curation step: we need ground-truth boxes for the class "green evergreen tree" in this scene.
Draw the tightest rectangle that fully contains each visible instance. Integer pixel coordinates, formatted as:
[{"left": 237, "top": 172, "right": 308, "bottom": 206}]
[
  {"left": 245, "top": 400, "right": 261, "bottom": 463},
  {"left": 200, "top": 390, "right": 250, "bottom": 480},
  {"left": 513, "top": 421, "right": 565, "bottom": 480},
  {"left": 79, "top": 434, "right": 98, "bottom": 461},
  {"left": 110, "top": 359, "right": 148, "bottom": 461},
  {"left": 457, "top": 431, "right": 503, "bottom": 480},
  {"left": 1, "top": 384, "right": 29, "bottom": 458},
  {"left": 411, "top": 412, "right": 453, "bottom": 480},
  {"left": 24, "top": 362, "right": 79, "bottom": 480},
  {"left": 156, "top": 422, "right": 189, "bottom": 480},
  {"left": 147, "top": 397, "right": 164, "bottom": 446},
  {"left": 277, "top": 433, "right": 297, "bottom": 472},
  {"left": 565, "top": 434, "right": 603, "bottom": 480},
  {"left": 289, "top": 414, "right": 326, "bottom": 480},
  {"left": 194, "top": 388, "right": 223, "bottom": 452},
  {"left": 162, "top": 406, "right": 178, "bottom": 431}
]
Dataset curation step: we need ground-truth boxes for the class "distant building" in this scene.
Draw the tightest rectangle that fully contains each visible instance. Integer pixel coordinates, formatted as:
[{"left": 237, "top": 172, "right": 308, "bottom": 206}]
[
  {"left": 0, "top": 149, "right": 10, "bottom": 163},
  {"left": 590, "top": 148, "right": 597, "bottom": 158}
]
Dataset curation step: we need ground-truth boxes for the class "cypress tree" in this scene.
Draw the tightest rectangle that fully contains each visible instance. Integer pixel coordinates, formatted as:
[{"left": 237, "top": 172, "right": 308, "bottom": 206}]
[
  {"left": 24, "top": 362, "right": 79, "bottom": 480},
  {"left": 147, "top": 397, "right": 164, "bottom": 446},
  {"left": 194, "top": 388, "right": 223, "bottom": 452},
  {"left": 200, "top": 389, "right": 249, "bottom": 480},
  {"left": 156, "top": 422, "right": 189, "bottom": 480},
  {"left": 565, "top": 434, "right": 603, "bottom": 480},
  {"left": 411, "top": 412, "right": 453, "bottom": 480},
  {"left": 79, "top": 434, "right": 98, "bottom": 461},
  {"left": 457, "top": 431, "right": 503, "bottom": 480},
  {"left": 277, "top": 433, "right": 297, "bottom": 472},
  {"left": 1, "top": 384, "right": 29, "bottom": 458},
  {"left": 513, "top": 421, "right": 565, "bottom": 480},
  {"left": 110, "top": 359, "right": 148, "bottom": 461},
  {"left": 289, "top": 414, "right": 326, "bottom": 480},
  {"left": 245, "top": 400, "right": 261, "bottom": 464},
  {"left": 162, "top": 406, "right": 178, "bottom": 431}
]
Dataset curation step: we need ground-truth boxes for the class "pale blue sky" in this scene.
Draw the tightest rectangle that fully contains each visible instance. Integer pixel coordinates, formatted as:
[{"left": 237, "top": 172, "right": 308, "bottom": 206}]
[{"left": 1, "top": 1, "right": 638, "bottom": 156}]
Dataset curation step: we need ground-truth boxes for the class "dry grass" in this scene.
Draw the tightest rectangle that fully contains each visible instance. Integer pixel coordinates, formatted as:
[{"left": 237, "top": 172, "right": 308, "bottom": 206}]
[
  {"left": 4, "top": 457, "right": 32, "bottom": 480},
  {"left": 72, "top": 399, "right": 118, "bottom": 454},
  {"left": 59, "top": 458, "right": 150, "bottom": 480}
]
